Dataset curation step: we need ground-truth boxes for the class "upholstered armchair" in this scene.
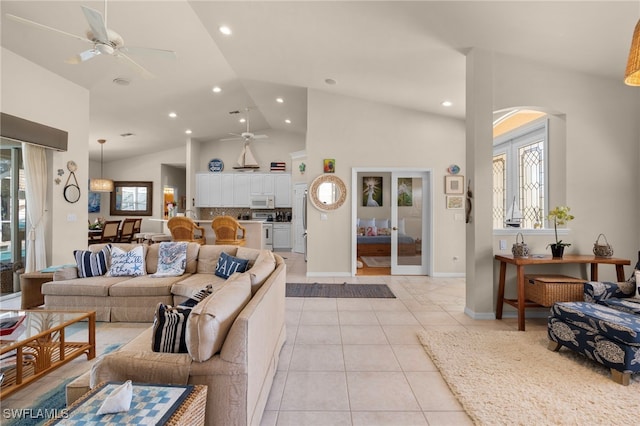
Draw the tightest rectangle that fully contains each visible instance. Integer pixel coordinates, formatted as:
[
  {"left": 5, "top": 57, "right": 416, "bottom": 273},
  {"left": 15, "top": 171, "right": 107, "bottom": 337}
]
[
  {"left": 167, "top": 217, "right": 206, "bottom": 245},
  {"left": 212, "top": 215, "right": 246, "bottom": 246}
]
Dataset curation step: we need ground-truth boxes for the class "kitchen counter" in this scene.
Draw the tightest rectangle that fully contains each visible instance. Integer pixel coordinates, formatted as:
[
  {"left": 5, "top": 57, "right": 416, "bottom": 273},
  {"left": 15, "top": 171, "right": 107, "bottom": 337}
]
[{"left": 149, "top": 218, "right": 264, "bottom": 249}]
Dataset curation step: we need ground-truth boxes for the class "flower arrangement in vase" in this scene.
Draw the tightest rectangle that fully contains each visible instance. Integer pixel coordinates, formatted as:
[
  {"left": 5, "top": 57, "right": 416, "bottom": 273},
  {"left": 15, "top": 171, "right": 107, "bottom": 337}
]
[{"left": 546, "top": 206, "right": 575, "bottom": 258}]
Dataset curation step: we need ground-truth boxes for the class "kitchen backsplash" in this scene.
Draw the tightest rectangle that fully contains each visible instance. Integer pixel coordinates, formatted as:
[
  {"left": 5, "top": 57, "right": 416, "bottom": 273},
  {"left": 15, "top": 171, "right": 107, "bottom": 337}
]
[{"left": 198, "top": 207, "right": 292, "bottom": 221}]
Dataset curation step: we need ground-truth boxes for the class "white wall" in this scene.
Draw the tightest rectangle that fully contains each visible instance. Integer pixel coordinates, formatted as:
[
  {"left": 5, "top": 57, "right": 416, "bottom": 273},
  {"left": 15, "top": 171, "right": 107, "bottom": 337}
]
[
  {"left": 305, "top": 90, "right": 466, "bottom": 275},
  {"left": 474, "top": 53, "right": 640, "bottom": 316},
  {"left": 1, "top": 48, "right": 90, "bottom": 266}
]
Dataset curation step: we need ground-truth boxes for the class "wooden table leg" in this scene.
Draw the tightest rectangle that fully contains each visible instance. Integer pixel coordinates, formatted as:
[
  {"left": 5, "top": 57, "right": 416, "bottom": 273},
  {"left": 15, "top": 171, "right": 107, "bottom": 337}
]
[
  {"left": 615, "top": 265, "right": 625, "bottom": 282},
  {"left": 590, "top": 263, "right": 598, "bottom": 281},
  {"left": 517, "top": 265, "right": 526, "bottom": 331},
  {"left": 87, "top": 312, "right": 96, "bottom": 360},
  {"left": 496, "top": 261, "right": 507, "bottom": 319}
]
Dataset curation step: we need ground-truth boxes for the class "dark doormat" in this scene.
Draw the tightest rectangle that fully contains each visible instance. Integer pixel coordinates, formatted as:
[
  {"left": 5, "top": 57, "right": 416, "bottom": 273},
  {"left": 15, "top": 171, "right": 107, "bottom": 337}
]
[{"left": 286, "top": 282, "right": 395, "bottom": 298}]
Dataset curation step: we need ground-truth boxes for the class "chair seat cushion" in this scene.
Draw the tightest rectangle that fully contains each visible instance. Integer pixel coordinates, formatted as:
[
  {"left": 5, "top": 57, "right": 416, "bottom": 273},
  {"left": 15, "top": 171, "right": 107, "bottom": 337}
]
[
  {"left": 598, "top": 297, "right": 640, "bottom": 315},
  {"left": 550, "top": 301, "right": 640, "bottom": 345}
]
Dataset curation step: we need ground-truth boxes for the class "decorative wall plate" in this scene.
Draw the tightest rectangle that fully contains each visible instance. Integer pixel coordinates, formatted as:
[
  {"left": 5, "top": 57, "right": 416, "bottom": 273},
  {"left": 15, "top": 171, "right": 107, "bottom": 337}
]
[
  {"left": 67, "top": 160, "right": 77, "bottom": 172},
  {"left": 447, "top": 164, "right": 460, "bottom": 175},
  {"left": 208, "top": 158, "right": 224, "bottom": 172}
]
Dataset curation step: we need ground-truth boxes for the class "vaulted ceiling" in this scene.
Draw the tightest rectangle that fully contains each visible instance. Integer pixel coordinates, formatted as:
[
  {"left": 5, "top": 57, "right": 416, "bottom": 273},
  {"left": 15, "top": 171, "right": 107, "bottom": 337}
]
[{"left": 1, "top": 1, "right": 637, "bottom": 161}]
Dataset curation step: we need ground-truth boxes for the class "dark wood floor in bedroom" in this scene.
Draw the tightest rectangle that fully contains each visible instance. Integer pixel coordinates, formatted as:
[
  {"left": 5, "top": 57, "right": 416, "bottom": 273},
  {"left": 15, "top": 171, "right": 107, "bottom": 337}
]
[{"left": 356, "top": 257, "right": 390, "bottom": 276}]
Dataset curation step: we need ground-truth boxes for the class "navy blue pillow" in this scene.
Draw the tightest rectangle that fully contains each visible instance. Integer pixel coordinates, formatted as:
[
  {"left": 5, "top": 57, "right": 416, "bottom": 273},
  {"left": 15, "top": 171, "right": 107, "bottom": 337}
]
[{"left": 214, "top": 252, "right": 249, "bottom": 279}]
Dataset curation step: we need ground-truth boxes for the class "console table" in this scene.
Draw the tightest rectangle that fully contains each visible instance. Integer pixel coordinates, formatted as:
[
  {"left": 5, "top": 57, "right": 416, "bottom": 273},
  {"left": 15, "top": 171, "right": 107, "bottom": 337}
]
[{"left": 495, "top": 254, "right": 630, "bottom": 331}]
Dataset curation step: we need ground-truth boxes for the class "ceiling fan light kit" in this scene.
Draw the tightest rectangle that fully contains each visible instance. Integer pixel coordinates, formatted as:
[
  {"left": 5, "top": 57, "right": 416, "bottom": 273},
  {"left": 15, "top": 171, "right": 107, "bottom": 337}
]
[{"left": 625, "top": 18, "right": 640, "bottom": 86}]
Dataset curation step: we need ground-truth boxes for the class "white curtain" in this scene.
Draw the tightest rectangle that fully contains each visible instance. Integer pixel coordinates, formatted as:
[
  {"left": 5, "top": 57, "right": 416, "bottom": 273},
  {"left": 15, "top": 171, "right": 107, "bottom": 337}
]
[{"left": 22, "top": 143, "right": 47, "bottom": 272}]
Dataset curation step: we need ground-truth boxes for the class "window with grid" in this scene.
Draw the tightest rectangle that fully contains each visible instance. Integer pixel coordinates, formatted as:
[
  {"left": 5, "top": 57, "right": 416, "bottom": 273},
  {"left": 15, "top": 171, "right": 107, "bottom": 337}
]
[{"left": 493, "top": 121, "right": 547, "bottom": 229}]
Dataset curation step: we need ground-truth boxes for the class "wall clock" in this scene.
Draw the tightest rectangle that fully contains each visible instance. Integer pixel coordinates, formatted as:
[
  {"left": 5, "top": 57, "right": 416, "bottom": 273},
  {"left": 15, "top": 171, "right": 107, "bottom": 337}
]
[{"left": 208, "top": 158, "right": 224, "bottom": 172}]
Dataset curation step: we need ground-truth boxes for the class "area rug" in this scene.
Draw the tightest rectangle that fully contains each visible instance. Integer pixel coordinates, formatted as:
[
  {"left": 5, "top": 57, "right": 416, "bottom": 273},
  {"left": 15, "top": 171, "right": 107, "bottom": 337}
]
[
  {"left": 286, "top": 283, "right": 395, "bottom": 298},
  {"left": 418, "top": 329, "right": 639, "bottom": 425},
  {"left": 361, "top": 256, "right": 421, "bottom": 267}
]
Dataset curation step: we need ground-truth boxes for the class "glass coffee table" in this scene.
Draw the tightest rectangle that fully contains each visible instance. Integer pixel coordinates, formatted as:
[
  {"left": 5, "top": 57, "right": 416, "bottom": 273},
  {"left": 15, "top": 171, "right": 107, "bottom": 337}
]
[{"left": 0, "top": 309, "right": 96, "bottom": 398}]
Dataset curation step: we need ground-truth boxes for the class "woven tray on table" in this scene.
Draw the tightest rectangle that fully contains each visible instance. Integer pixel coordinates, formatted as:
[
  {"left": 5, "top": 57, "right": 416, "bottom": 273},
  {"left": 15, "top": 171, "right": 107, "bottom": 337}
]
[{"left": 524, "top": 274, "right": 585, "bottom": 307}]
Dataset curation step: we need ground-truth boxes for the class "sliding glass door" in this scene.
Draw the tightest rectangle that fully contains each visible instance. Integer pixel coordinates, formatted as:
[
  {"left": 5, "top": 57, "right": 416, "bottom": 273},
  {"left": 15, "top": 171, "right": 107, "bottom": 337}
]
[{"left": 0, "top": 138, "right": 26, "bottom": 295}]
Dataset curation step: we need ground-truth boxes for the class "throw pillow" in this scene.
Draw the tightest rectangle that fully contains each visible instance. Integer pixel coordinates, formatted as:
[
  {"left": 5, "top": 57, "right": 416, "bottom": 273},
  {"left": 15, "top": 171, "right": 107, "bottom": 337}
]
[
  {"left": 152, "top": 303, "right": 190, "bottom": 353},
  {"left": 366, "top": 226, "right": 378, "bottom": 236},
  {"left": 397, "top": 218, "right": 406, "bottom": 234},
  {"left": 378, "top": 227, "right": 391, "bottom": 236},
  {"left": 214, "top": 252, "right": 249, "bottom": 279},
  {"left": 375, "top": 218, "right": 389, "bottom": 229},
  {"left": 361, "top": 218, "right": 375, "bottom": 229},
  {"left": 74, "top": 245, "right": 111, "bottom": 278},
  {"left": 178, "top": 284, "right": 213, "bottom": 309},
  {"left": 108, "top": 246, "right": 146, "bottom": 277},
  {"left": 151, "top": 241, "right": 188, "bottom": 277}
]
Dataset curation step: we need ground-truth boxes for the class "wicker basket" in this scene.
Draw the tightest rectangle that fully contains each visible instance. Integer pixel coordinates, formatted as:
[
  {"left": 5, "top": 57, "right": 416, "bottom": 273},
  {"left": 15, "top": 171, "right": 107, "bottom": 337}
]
[{"left": 524, "top": 274, "right": 585, "bottom": 307}]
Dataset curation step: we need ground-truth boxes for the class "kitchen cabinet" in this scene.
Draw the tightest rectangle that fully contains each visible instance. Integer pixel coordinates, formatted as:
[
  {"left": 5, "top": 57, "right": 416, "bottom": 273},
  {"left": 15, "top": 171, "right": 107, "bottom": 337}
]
[
  {"left": 274, "top": 174, "right": 292, "bottom": 207},
  {"left": 233, "top": 174, "right": 250, "bottom": 206},
  {"left": 273, "top": 223, "right": 291, "bottom": 250},
  {"left": 195, "top": 173, "right": 212, "bottom": 207},
  {"left": 250, "top": 173, "right": 275, "bottom": 195}
]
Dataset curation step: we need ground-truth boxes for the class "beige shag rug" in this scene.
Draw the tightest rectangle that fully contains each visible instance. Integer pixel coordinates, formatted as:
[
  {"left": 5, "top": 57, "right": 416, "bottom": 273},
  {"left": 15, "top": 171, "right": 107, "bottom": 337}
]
[{"left": 418, "top": 329, "right": 639, "bottom": 426}]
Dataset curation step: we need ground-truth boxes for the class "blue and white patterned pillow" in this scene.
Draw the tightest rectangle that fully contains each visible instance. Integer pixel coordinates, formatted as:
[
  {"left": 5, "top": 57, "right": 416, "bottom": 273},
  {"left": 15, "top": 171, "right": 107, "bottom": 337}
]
[
  {"left": 108, "top": 246, "right": 146, "bottom": 277},
  {"left": 74, "top": 245, "right": 111, "bottom": 278},
  {"left": 151, "top": 242, "right": 188, "bottom": 277},
  {"left": 214, "top": 252, "right": 249, "bottom": 279}
]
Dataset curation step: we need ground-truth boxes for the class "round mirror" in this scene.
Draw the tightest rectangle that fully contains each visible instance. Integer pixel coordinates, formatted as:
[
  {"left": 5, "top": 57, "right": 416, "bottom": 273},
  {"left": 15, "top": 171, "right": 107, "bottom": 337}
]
[
  {"left": 64, "top": 184, "right": 81, "bottom": 203},
  {"left": 309, "top": 174, "right": 347, "bottom": 211}
]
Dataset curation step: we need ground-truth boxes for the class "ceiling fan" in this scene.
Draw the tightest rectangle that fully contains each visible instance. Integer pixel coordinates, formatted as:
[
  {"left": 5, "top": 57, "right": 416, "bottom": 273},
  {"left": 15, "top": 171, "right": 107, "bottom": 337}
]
[
  {"left": 5, "top": 0, "right": 175, "bottom": 78},
  {"left": 220, "top": 108, "right": 269, "bottom": 142}
]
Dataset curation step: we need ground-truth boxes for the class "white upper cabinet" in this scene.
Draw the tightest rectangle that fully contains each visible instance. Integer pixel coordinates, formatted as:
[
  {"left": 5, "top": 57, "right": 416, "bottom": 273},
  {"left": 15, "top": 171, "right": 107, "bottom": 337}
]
[
  {"left": 195, "top": 173, "right": 211, "bottom": 207},
  {"left": 234, "top": 174, "right": 251, "bottom": 207},
  {"left": 250, "top": 173, "right": 275, "bottom": 195},
  {"left": 274, "top": 174, "right": 292, "bottom": 207}
]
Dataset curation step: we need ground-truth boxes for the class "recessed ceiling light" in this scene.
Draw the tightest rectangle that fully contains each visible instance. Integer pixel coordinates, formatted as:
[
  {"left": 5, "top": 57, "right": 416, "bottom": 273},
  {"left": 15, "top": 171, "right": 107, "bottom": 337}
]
[
  {"left": 324, "top": 78, "right": 337, "bottom": 85},
  {"left": 219, "top": 26, "right": 232, "bottom": 35},
  {"left": 276, "top": 97, "right": 284, "bottom": 103},
  {"left": 212, "top": 86, "right": 222, "bottom": 93},
  {"left": 169, "top": 112, "right": 177, "bottom": 118},
  {"left": 185, "top": 129, "right": 192, "bottom": 135},
  {"left": 285, "top": 119, "right": 291, "bottom": 124},
  {"left": 441, "top": 100, "right": 453, "bottom": 107},
  {"left": 239, "top": 118, "right": 246, "bottom": 123},
  {"left": 112, "top": 77, "right": 130, "bottom": 86}
]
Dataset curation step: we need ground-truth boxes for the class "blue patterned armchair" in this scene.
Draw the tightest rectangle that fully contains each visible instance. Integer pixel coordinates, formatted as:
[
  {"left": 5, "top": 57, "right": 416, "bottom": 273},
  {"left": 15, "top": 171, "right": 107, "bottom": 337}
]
[{"left": 548, "top": 259, "right": 640, "bottom": 385}]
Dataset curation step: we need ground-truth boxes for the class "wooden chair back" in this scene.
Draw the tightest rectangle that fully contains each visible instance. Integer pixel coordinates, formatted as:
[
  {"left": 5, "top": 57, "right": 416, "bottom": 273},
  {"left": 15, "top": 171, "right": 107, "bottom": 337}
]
[
  {"left": 132, "top": 218, "right": 142, "bottom": 234},
  {"left": 100, "top": 220, "right": 121, "bottom": 243},
  {"left": 117, "top": 218, "right": 137, "bottom": 242},
  {"left": 212, "top": 215, "right": 246, "bottom": 246},
  {"left": 167, "top": 217, "right": 206, "bottom": 244}
]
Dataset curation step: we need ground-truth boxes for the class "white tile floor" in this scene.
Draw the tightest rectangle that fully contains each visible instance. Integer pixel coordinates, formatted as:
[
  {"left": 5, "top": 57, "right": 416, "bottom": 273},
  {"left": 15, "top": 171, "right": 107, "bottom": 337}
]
[{"left": 0, "top": 252, "right": 540, "bottom": 425}]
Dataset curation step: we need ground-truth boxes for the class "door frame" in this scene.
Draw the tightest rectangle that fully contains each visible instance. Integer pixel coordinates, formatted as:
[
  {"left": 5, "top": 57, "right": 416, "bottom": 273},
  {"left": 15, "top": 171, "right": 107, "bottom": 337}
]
[{"left": 351, "top": 167, "right": 433, "bottom": 276}]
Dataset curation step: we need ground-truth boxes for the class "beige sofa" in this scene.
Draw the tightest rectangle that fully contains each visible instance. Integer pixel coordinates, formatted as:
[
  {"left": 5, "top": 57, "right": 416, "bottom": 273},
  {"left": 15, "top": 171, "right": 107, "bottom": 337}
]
[{"left": 48, "top": 243, "right": 286, "bottom": 426}]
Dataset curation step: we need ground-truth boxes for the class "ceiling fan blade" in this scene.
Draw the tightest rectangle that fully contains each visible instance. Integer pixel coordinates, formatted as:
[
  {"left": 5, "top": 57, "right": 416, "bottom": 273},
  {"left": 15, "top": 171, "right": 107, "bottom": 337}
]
[
  {"left": 252, "top": 134, "right": 269, "bottom": 140},
  {"left": 65, "top": 49, "right": 100, "bottom": 64},
  {"left": 116, "top": 52, "right": 154, "bottom": 79},
  {"left": 6, "top": 14, "right": 92, "bottom": 44},
  {"left": 81, "top": 6, "right": 109, "bottom": 43},
  {"left": 121, "top": 46, "right": 177, "bottom": 59}
]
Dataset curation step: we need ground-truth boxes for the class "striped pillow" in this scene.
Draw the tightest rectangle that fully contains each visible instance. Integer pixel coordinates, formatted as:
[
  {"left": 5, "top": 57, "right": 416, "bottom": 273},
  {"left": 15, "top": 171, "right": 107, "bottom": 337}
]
[
  {"left": 74, "top": 245, "right": 111, "bottom": 278},
  {"left": 152, "top": 303, "right": 190, "bottom": 353}
]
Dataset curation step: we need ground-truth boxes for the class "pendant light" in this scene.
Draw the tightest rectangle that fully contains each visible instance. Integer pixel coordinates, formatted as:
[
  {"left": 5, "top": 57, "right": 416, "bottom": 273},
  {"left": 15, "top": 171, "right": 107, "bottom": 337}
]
[
  {"left": 625, "top": 18, "right": 640, "bottom": 86},
  {"left": 89, "top": 139, "right": 114, "bottom": 192}
]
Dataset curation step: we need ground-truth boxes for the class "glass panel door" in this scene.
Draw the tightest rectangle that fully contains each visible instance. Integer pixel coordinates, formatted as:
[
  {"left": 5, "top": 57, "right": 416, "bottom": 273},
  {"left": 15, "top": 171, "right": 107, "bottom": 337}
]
[
  {"left": 0, "top": 139, "right": 26, "bottom": 296},
  {"left": 391, "top": 172, "right": 429, "bottom": 275}
]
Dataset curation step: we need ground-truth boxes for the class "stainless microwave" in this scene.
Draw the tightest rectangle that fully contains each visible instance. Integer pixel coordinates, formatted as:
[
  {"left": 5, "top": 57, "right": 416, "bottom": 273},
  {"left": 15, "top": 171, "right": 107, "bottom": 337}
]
[{"left": 250, "top": 196, "right": 275, "bottom": 209}]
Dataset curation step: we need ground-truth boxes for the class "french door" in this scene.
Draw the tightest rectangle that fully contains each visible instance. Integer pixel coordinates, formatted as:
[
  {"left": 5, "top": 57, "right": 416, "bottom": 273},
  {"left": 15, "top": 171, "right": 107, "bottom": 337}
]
[{"left": 390, "top": 171, "right": 430, "bottom": 275}]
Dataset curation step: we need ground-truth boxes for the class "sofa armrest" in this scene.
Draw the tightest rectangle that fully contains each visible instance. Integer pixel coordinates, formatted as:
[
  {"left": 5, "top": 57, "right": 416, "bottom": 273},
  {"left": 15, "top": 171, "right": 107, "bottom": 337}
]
[
  {"left": 53, "top": 267, "right": 78, "bottom": 281},
  {"left": 584, "top": 280, "right": 636, "bottom": 302},
  {"left": 90, "top": 350, "right": 191, "bottom": 388}
]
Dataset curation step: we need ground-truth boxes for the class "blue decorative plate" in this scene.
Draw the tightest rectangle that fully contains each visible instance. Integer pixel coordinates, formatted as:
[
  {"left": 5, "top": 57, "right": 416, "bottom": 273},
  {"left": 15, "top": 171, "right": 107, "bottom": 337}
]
[
  {"left": 208, "top": 158, "right": 224, "bottom": 172},
  {"left": 448, "top": 164, "right": 460, "bottom": 174}
]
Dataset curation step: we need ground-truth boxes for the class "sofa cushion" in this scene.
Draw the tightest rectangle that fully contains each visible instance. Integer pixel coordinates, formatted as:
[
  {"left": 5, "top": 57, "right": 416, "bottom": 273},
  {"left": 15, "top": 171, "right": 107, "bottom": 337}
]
[
  {"left": 108, "top": 275, "right": 184, "bottom": 297},
  {"left": 108, "top": 246, "right": 146, "bottom": 277},
  {"left": 170, "top": 274, "right": 227, "bottom": 300},
  {"left": 215, "top": 252, "right": 249, "bottom": 279},
  {"left": 146, "top": 242, "right": 200, "bottom": 275},
  {"left": 152, "top": 303, "right": 191, "bottom": 353},
  {"left": 43, "top": 276, "right": 126, "bottom": 297},
  {"left": 151, "top": 242, "right": 188, "bottom": 277},
  {"left": 74, "top": 245, "right": 111, "bottom": 278},
  {"left": 196, "top": 246, "right": 238, "bottom": 274},
  {"left": 186, "top": 273, "right": 251, "bottom": 362},
  {"left": 247, "top": 250, "right": 276, "bottom": 295}
]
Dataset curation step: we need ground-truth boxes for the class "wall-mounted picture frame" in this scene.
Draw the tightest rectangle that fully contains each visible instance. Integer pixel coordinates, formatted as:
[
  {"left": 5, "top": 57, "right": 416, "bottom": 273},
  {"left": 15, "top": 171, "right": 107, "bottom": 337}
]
[
  {"left": 398, "top": 178, "right": 413, "bottom": 206},
  {"left": 88, "top": 192, "right": 101, "bottom": 213},
  {"left": 446, "top": 195, "right": 464, "bottom": 209},
  {"left": 445, "top": 175, "right": 464, "bottom": 194},
  {"left": 362, "top": 176, "right": 383, "bottom": 207},
  {"left": 323, "top": 159, "right": 335, "bottom": 173}
]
